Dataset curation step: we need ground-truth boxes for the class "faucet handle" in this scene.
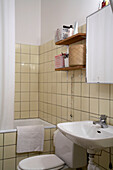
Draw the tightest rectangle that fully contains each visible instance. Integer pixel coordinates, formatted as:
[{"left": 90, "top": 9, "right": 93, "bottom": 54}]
[{"left": 100, "top": 115, "right": 107, "bottom": 122}]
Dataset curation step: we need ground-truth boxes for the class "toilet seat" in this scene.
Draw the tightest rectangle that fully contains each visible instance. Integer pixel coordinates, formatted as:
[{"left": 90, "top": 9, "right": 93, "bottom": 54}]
[{"left": 18, "top": 154, "right": 65, "bottom": 170}]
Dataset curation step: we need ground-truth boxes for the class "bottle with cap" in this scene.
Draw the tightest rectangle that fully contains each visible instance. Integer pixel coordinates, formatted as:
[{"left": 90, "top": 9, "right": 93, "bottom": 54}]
[{"left": 69, "top": 25, "right": 74, "bottom": 37}]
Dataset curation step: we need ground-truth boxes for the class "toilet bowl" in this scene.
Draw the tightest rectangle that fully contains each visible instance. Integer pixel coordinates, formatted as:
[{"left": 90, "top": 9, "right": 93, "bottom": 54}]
[{"left": 17, "top": 130, "right": 87, "bottom": 170}]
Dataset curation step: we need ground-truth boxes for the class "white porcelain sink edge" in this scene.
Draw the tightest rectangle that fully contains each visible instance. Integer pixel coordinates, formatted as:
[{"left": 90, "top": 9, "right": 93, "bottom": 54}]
[{"left": 57, "top": 121, "right": 113, "bottom": 150}]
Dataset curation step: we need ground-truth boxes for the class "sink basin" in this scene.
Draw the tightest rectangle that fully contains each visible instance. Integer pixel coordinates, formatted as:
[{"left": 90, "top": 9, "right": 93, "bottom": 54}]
[{"left": 57, "top": 121, "right": 113, "bottom": 151}]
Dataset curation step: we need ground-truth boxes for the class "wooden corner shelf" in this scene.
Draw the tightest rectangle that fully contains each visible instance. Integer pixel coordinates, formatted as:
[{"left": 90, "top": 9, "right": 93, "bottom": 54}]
[
  {"left": 55, "top": 65, "right": 86, "bottom": 71},
  {"left": 55, "top": 33, "right": 86, "bottom": 45}
]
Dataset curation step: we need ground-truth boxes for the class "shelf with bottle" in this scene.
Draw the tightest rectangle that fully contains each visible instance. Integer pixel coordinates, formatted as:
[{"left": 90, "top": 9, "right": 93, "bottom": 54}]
[
  {"left": 55, "top": 33, "right": 86, "bottom": 71},
  {"left": 55, "top": 65, "right": 86, "bottom": 71},
  {"left": 55, "top": 33, "right": 86, "bottom": 45}
]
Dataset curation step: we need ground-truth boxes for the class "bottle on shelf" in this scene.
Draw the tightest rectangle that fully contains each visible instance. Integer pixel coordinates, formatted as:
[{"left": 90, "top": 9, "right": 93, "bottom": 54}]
[
  {"left": 64, "top": 54, "right": 69, "bottom": 67},
  {"left": 101, "top": 0, "right": 106, "bottom": 8}
]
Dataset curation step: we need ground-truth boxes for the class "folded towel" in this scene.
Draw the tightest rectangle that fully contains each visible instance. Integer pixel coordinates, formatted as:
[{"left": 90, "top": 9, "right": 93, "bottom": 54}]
[{"left": 17, "top": 125, "right": 44, "bottom": 153}]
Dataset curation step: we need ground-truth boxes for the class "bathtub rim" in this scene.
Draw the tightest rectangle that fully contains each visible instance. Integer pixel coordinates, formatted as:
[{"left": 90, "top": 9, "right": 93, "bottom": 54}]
[{"left": 0, "top": 118, "right": 56, "bottom": 134}]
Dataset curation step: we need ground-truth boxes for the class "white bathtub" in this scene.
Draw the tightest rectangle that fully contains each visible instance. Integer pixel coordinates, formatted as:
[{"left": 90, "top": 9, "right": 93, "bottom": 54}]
[{"left": 0, "top": 118, "right": 56, "bottom": 133}]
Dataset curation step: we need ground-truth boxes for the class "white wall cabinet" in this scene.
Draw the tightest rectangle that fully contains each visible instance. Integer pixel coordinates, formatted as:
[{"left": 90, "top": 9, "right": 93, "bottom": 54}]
[{"left": 86, "top": 5, "right": 113, "bottom": 83}]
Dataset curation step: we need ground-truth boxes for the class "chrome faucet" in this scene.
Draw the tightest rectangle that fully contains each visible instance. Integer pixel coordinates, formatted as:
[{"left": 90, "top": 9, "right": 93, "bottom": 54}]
[{"left": 93, "top": 115, "right": 108, "bottom": 128}]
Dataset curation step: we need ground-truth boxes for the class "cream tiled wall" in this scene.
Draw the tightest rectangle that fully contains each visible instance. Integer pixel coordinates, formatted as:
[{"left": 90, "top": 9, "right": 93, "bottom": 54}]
[
  {"left": 2, "top": 25, "right": 112, "bottom": 170},
  {"left": 38, "top": 25, "right": 113, "bottom": 170},
  {"left": 0, "top": 128, "right": 55, "bottom": 170},
  {"left": 15, "top": 44, "right": 39, "bottom": 119}
]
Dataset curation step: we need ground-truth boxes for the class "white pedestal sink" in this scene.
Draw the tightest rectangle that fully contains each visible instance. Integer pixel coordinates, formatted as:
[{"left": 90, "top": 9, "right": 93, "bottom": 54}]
[{"left": 57, "top": 121, "right": 113, "bottom": 170}]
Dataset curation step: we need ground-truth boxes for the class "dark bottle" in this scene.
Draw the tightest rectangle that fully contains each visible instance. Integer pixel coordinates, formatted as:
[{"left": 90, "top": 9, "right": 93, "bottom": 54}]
[{"left": 102, "top": 0, "right": 106, "bottom": 8}]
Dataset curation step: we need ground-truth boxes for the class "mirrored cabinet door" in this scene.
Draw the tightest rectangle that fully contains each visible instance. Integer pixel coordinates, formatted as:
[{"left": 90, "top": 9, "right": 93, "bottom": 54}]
[{"left": 86, "top": 5, "right": 113, "bottom": 83}]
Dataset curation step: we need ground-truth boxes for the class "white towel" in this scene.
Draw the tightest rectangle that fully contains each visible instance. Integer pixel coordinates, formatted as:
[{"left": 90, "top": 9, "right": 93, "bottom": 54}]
[{"left": 17, "top": 125, "right": 44, "bottom": 153}]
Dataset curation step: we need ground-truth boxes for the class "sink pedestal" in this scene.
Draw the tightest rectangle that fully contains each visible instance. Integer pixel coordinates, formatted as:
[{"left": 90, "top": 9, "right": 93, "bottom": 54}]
[{"left": 87, "top": 153, "right": 100, "bottom": 170}]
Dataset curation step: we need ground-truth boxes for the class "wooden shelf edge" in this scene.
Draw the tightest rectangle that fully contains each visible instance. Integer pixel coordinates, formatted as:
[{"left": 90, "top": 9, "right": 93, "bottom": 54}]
[
  {"left": 55, "top": 66, "right": 86, "bottom": 71},
  {"left": 55, "top": 33, "right": 86, "bottom": 45}
]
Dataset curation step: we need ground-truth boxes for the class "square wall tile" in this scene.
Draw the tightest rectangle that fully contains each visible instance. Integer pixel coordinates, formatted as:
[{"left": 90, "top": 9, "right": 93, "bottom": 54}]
[
  {"left": 30, "top": 83, "right": 38, "bottom": 92},
  {"left": 30, "top": 64, "right": 38, "bottom": 73},
  {"left": 73, "top": 110, "right": 81, "bottom": 121},
  {"left": 21, "top": 111, "right": 29, "bottom": 119},
  {"left": 30, "top": 111, "right": 38, "bottom": 118},
  {"left": 68, "top": 96, "right": 72, "bottom": 108},
  {"left": 74, "top": 97, "right": 81, "bottom": 110},
  {"left": 68, "top": 83, "right": 71, "bottom": 95},
  {"left": 99, "top": 84, "right": 109, "bottom": 99},
  {"left": 30, "top": 46, "right": 39, "bottom": 55},
  {"left": 99, "top": 99, "right": 109, "bottom": 117},
  {"left": 81, "top": 111, "right": 90, "bottom": 121},
  {"left": 4, "top": 132, "right": 16, "bottom": 145},
  {"left": 52, "top": 94, "right": 56, "bottom": 105},
  {"left": 30, "top": 74, "right": 38, "bottom": 83},
  {"left": 62, "top": 95, "right": 68, "bottom": 107},
  {"left": 57, "top": 95, "right": 61, "bottom": 106},
  {"left": 82, "top": 97, "right": 89, "bottom": 112},
  {"left": 31, "top": 55, "right": 38, "bottom": 64},
  {"left": 30, "top": 102, "right": 38, "bottom": 111},
  {"left": 51, "top": 116, "right": 57, "bottom": 125},
  {"left": 4, "top": 158, "right": 15, "bottom": 170},
  {"left": 21, "top": 44, "right": 29, "bottom": 54},
  {"left": 21, "top": 83, "right": 29, "bottom": 92},
  {"left": 21, "top": 64, "right": 29, "bottom": 73},
  {"left": 21, "top": 92, "right": 29, "bottom": 102},
  {"left": 51, "top": 105, "right": 57, "bottom": 116},
  {"left": 4, "top": 145, "right": 16, "bottom": 159},
  {"left": 90, "top": 84, "right": 99, "bottom": 98},
  {"left": 30, "top": 92, "right": 38, "bottom": 101},
  {"left": 21, "top": 54, "right": 29, "bottom": 64},
  {"left": 62, "top": 83, "right": 68, "bottom": 95},
  {"left": 21, "top": 102, "right": 29, "bottom": 111},
  {"left": 57, "top": 83, "right": 61, "bottom": 94},
  {"left": 90, "top": 98, "right": 98, "bottom": 114},
  {"left": 73, "top": 83, "right": 81, "bottom": 96},
  {"left": 57, "top": 106, "right": 62, "bottom": 118},
  {"left": 82, "top": 83, "right": 89, "bottom": 97},
  {"left": 21, "top": 73, "right": 29, "bottom": 83},
  {"left": 48, "top": 93, "right": 51, "bottom": 104},
  {"left": 62, "top": 107, "right": 68, "bottom": 120}
]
